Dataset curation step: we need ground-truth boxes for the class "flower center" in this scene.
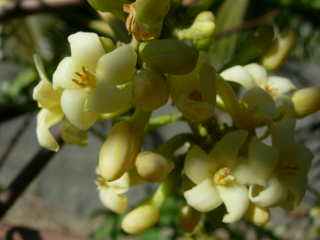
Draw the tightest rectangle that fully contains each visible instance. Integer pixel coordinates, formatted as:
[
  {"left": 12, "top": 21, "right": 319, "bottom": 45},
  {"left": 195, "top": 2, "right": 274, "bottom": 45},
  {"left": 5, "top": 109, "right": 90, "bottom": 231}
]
[
  {"left": 73, "top": 67, "right": 96, "bottom": 88},
  {"left": 213, "top": 167, "right": 235, "bottom": 186},
  {"left": 264, "top": 85, "right": 278, "bottom": 98}
]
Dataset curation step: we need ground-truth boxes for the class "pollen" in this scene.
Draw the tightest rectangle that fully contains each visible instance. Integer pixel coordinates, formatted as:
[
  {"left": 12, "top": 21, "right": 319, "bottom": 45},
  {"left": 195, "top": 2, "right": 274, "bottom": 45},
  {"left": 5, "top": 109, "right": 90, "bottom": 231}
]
[
  {"left": 72, "top": 67, "right": 96, "bottom": 88},
  {"left": 213, "top": 167, "right": 235, "bottom": 186}
]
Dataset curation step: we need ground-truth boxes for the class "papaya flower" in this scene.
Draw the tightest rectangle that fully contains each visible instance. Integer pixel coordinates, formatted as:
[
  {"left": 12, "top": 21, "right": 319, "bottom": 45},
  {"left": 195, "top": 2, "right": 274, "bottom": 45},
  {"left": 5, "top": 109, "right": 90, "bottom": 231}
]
[
  {"left": 96, "top": 170, "right": 130, "bottom": 214},
  {"left": 183, "top": 130, "right": 279, "bottom": 223},
  {"left": 33, "top": 32, "right": 137, "bottom": 151},
  {"left": 248, "top": 118, "right": 313, "bottom": 211}
]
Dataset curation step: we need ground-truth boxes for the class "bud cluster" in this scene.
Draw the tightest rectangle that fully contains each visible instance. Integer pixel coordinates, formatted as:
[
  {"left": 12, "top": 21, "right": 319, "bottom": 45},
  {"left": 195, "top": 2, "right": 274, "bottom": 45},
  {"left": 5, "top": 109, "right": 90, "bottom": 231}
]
[{"left": 32, "top": 0, "right": 320, "bottom": 236}]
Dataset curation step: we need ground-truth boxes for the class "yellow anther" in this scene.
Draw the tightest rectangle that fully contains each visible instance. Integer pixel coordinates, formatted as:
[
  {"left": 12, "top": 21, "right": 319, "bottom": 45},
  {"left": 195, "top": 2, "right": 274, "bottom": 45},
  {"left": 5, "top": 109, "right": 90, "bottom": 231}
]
[
  {"left": 72, "top": 67, "right": 96, "bottom": 88},
  {"left": 264, "top": 85, "right": 278, "bottom": 98},
  {"left": 213, "top": 167, "right": 235, "bottom": 186}
]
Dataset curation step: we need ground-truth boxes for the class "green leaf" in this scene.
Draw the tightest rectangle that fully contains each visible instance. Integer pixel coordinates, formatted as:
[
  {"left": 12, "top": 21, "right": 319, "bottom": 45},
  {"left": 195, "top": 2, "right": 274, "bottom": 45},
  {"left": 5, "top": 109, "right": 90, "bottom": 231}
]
[{"left": 209, "top": 0, "right": 249, "bottom": 71}]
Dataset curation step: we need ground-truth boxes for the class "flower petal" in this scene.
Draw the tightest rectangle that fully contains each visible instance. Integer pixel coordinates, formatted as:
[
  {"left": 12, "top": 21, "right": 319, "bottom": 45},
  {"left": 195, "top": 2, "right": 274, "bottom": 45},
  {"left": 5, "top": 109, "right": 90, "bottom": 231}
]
[
  {"left": 96, "top": 44, "right": 137, "bottom": 86},
  {"left": 68, "top": 32, "right": 105, "bottom": 73},
  {"left": 209, "top": 130, "right": 248, "bottom": 168},
  {"left": 244, "top": 63, "right": 268, "bottom": 88},
  {"left": 99, "top": 186, "right": 128, "bottom": 214},
  {"left": 108, "top": 172, "right": 130, "bottom": 194},
  {"left": 52, "top": 57, "right": 78, "bottom": 89},
  {"left": 61, "top": 89, "right": 98, "bottom": 130},
  {"left": 87, "top": 83, "right": 133, "bottom": 114},
  {"left": 234, "top": 138, "right": 278, "bottom": 186},
  {"left": 221, "top": 65, "right": 256, "bottom": 90},
  {"left": 267, "top": 76, "right": 296, "bottom": 97},
  {"left": 184, "top": 145, "right": 218, "bottom": 184},
  {"left": 184, "top": 179, "right": 222, "bottom": 212},
  {"left": 249, "top": 177, "right": 286, "bottom": 208},
  {"left": 36, "top": 108, "right": 63, "bottom": 152},
  {"left": 217, "top": 184, "right": 249, "bottom": 223}
]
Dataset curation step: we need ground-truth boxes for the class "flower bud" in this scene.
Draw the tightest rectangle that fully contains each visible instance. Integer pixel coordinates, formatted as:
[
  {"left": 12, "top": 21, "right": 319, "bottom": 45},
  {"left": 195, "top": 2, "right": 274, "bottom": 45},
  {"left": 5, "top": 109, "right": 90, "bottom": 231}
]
[
  {"left": 121, "top": 204, "right": 160, "bottom": 234},
  {"left": 262, "top": 30, "right": 295, "bottom": 70},
  {"left": 98, "top": 121, "right": 141, "bottom": 181},
  {"left": 179, "top": 205, "right": 201, "bottom": 232},
  {"left": 135, "top": 151, "right": 174, "bottom": 182},
  {"left": 99, "top": 186, "right": 128, "bottom": 214},
  {"left": 175, "top": 11, "right": 215, "bottom": 50},
  {"left": 139, "top": 39, "right": 198, "bottom": 75},
  {"left": 133, "top": 69, "right": 169, "bottom": 111},
  {"left": 245, "top": 204, "right": 270, "bottom": 226},
  {"left": 124, "top": 0, "right": 170, "bottom": 40},
  {"left": 291, "top": 86, "right": 320, "bottom": 118}
]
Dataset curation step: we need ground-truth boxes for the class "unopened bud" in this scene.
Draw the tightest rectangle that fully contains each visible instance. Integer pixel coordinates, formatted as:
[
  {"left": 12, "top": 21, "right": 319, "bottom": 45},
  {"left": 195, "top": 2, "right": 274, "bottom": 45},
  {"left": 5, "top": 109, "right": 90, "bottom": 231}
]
[
  {"left": 124, "top": 0, "right": 170, "bottom": 41},
  {"left": 139, "top": 39, "right": 198, "bottom": 75},
  {"left": 133, "top": 69, "right": 169, "bottom": 111},
  {"left": 99, "top": 37, "right": 115, "bottom": 53},
  {"left": 98, "top": 121, "right": 141, "bottom": 181},
  {"left": 245, "top": 204, "right": 270, "bottom": 226},
  {"left": 291, "top": 86, "right": 320, "bottom": 118},
  {"left": 175, "top": 11, "right": 215, "bottom": 50},
  {"left": 135, "top": 151, "right": 174, "bottom": 182},
  {"left": 180, "top": 205, "right": 201, "bottom": 232},
  {"left": 121, "top": 204, "right": 160, "bottom": 234},
  {"left": 262, "top": 30, "right": 295, "bottom": 70},
  {"left": 99, "top": 186, "right": 128, "bottom": 214}
]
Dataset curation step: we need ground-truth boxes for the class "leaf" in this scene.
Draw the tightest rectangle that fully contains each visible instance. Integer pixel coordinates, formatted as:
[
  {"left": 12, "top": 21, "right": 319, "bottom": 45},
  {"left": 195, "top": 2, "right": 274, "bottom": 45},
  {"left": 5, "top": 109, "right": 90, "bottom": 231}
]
[{"left": 209, "top": 0, "right": 249, "bottom": 71}]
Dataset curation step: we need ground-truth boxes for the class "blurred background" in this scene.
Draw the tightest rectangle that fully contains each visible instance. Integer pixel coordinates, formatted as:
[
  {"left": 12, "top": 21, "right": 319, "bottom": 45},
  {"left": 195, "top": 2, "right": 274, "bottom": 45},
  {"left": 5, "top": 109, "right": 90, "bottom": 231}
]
[{"left": 0, "top": 0, "right": 319, "bottom": 239}]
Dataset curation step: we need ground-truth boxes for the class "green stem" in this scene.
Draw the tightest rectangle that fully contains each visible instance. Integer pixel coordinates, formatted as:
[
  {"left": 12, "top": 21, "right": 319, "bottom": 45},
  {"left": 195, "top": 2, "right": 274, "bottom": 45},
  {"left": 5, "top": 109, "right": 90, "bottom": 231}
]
[
  {"left": 157, "top": 133, "right": 194, "bottom": 158},
  {"left": 147, "top": 112, "right": 183, "bottom": 132}
]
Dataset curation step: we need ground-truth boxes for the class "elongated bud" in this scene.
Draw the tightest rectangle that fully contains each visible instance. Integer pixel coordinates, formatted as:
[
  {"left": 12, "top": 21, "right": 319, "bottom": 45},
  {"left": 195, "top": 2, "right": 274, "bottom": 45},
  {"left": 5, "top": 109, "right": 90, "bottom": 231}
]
[
  {"left": 121, "top": 204, "right": 160, "bottom": 234},
  {"left": 262, "top": 30, "right": 295, "bottom": 70},
  {"left": 175, "top": 11, "right": 215, "bottom": 50},
  {"left": 291, "top": 86, "right": 320, "bottom": 118},
  {"left": 98, "top": 121, "right": 141, "bottom": 181},
  {"left": 133, "top": 69, "right": 169, "bottom": 111},
  {"left": 124, "top": 0, "right": 170, "bottom": 41},
  {"left": 135, "top": 151, "right": 174, "bottom": 182},
  {"left": 139, "top": 39, "right": 198, "bottom": 75},
  {"left": 99, "top": 186, "right": 128, "bottom": 214},
  {"left": 180, "top": 205, "right": 201, "bottom": 232},
  {"left": 245, "top": 204, "right": 270, "bottom": 226}
]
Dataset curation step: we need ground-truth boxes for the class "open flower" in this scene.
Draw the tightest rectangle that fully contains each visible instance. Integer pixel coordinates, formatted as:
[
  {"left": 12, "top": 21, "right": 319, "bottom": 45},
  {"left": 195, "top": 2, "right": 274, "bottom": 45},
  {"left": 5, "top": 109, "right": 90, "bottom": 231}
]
[
  {"left": 249, "top": 118, "right": 313, "bottom": 210},
  {"left": 221, "top": 63, "right": 296, "bottom": 99},
  {"left": 52, "top": 31, "right": 137, "bottom": 130},
  {"left": 183, "top": 130, "right": 249, "bottom": 223}
]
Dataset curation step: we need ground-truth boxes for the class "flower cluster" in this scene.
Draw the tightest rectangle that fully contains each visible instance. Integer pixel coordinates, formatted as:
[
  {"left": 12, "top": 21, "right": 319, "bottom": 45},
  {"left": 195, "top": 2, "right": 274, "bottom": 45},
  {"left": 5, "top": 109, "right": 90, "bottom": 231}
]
[{"left": 33, "top": 0, "right": 320, "bottom": 236}]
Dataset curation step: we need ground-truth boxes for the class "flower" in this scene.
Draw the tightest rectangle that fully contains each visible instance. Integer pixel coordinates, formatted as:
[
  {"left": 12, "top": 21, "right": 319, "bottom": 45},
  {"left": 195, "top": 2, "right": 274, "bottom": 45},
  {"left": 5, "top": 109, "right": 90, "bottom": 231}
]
[
  {"left": 33, "top": 56, "right": 63, "bottom": 152},
  {"left": 96, "top": 171, "right": 130, "bottom": 214},
  {"left": 249, "top": 118, "right": 313, "bottom": 210},
  {"left": 52, "top": 32, "right": 137, "bottom": 130}
]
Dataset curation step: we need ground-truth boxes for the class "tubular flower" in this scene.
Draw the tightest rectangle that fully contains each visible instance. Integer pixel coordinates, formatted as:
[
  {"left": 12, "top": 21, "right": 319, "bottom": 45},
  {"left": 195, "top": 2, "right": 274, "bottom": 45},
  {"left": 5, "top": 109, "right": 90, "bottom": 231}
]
[
  {"left": 168, "top": 54, "right": 216, "bottom": 122},
  {"left": 52, "top": 32, "right": 137, "bottom": 130},
  {"left": 246, "top": 118, "right": 312, "bottom": 213},
  {"left": 183, "top": 130, "right": 250, "bottom": 223},
  {"left": 96, "top": 171, "right": 130, "bottom": 214}
]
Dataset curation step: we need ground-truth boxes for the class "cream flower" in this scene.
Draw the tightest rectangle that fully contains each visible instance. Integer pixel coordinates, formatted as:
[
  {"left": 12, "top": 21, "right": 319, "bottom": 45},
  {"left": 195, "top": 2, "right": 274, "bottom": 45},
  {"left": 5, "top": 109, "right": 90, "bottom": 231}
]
[
  {"left": 52, "top": 31, "right": 137, "bottom": 130},
  {"left": 96, "top": 171, "right": 130, "bottom": 214},
  {"left": 183, "top": 130, "right": 249, "bottom": 223},
  {"left": 221, "top": 63, "right": 296, "bottom": 99},
  {"left": 33, "top": 56, "right": 63, "bottom": 152},
  {"left": 247, "top": 118, "right": 313, "bottom": 211}
]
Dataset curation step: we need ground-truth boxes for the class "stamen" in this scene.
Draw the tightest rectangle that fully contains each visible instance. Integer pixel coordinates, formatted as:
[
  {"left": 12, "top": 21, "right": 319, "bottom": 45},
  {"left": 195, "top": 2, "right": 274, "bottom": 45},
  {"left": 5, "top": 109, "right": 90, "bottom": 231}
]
[
  {"left": 72, "top": 67, "right": 96, "bottom": 88},
  {"left": 213, "top": 167, "right": 235, "bottom": 186}
]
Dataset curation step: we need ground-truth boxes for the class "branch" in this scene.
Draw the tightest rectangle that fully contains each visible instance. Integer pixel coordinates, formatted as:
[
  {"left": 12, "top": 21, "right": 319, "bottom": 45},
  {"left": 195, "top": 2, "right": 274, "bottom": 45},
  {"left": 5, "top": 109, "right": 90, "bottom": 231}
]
[
  {"left": 0, "top": 0, "right": 85, "bottom": 22},
  {"left": 0, "top": 138, "right": 63, "bottom": 219}
]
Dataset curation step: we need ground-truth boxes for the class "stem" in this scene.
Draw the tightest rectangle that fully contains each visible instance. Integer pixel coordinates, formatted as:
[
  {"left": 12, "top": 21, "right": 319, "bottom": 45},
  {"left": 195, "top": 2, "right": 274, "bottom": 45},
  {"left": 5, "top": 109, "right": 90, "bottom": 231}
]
[
  {"left": 157, "top": 133, "right": 193, "bottom": 158},
  {"left": 147, "top": 113, "right": 183, "bottom": 132}
]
